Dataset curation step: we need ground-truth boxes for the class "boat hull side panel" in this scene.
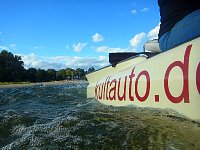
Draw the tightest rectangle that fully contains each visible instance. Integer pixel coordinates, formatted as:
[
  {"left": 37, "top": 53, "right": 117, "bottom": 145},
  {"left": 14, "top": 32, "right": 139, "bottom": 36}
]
[{"left": 86, "top": 37, "right": 200, "bottom": 121}]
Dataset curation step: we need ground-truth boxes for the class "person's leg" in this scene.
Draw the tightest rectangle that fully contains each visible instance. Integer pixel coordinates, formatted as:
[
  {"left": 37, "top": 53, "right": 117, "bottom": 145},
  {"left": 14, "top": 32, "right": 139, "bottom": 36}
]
[
  {"left": 159, "top": 9, "right": 200, "bottom": 52},
  {"left": 159, "top": 32, "right": 170, "bottom": 52}
]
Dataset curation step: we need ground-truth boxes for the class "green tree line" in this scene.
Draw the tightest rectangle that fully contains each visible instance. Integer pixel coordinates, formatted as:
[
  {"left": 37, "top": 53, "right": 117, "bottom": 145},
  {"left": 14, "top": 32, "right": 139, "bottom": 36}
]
[{"left": 0, "top": 50, "right": 95, "bottom": 82}]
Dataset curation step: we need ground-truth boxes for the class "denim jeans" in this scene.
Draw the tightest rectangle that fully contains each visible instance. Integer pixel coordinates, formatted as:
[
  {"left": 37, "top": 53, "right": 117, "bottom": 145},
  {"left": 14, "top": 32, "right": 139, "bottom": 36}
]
[{"left": 159, "top": 9, "right": 200, "bottom": 52}]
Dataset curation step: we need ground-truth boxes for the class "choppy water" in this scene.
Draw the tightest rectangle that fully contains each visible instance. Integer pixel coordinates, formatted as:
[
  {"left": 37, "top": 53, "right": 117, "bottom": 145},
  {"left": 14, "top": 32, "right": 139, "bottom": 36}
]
[{"left": 0, "top": 82, "right": 200, "bottom": 150}]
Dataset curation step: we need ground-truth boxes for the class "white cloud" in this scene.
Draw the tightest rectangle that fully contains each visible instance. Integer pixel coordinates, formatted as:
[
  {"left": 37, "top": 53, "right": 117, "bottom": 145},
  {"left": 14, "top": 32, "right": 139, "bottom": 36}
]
[
  {"left": 31, "top": 46, "right": 46, "bottom": 49},
  {"left": 9, "top": 44, "right": 16, "bottom": 50},
  {"left": 131, "top": 8, "right": 149, "bottom": 15},
  {"left": 131, "top": 9, "right": 137, "bottom": 14},
  {"left": 96, "top": 46, "right": 128, "bottom": 53},
  {"left": 147, "top": 23, "right": 160, "bottom": 40},
  {"left": 65, "top": 56, "right": 109, "bottom": 69},
  {"left": 92, "top": 33, "right": 104, "bottom": 42},
  {"left": 93, "top": 24, "right": 160, "bottom": 54},
  {"left": 19, "top": 53, "right": 109, "bottom": 70},
  {"left": 32, "top": 46, "right": 40, "bottom": 49},
  {"left": 129, "top": 32, "right": 146, "bottom": 47},
  {"left": 0, "top": 45, "right": 9, "bottom": 50},
  {"left": 9, "top": 44, "right": 16, "bottom": 47},
  {"left": 140, "top": 8, "right": 149, "bottom": 12},
  {"left": 73, "top": 43, "right": 87, "bottom": 52},
  {"left": 0, "top": 44, "right": 17, "bottom": 51},
  {"left": 65, "top": 45, "right": 69, "bottom": 49},
  {"left": 20, "top": 53, "right": 65, "bottom": 70}
]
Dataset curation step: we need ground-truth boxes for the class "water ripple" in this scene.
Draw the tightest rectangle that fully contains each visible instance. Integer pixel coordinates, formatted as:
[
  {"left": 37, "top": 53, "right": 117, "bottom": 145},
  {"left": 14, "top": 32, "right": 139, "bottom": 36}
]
[{"left": 0, "top": 83, "right": 200, "bottom": 149}]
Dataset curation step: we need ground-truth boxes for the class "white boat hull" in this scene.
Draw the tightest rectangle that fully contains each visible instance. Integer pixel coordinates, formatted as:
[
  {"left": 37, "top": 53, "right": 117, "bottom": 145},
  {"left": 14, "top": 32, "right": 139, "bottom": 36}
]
[{"left": 86, "top": 37, "right": 200, "bottom": 121}]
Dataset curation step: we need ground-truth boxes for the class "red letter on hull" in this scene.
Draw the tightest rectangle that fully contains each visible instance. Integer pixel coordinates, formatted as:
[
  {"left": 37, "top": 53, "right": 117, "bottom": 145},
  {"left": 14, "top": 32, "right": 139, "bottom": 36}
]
[
  {"left": 197, "top": 62, "right": 200, "bottom": 95},
  {"left": 129, "top": 68, "right": 135, "bottom": 101},
  {"left": 164, "top": 45, "right": 192, "bottom": 103},
  {"left": 135, "top": 70, "right": 150, "bottom": 102},
  {"left": 117, "top": 76, "right": 127, "bottom": 101},
  {"left": 95, "top": 83, "right": 99, "bottom": 99},
  {"left": 109, "top": 79, "right": 117, "bottom": 100}
]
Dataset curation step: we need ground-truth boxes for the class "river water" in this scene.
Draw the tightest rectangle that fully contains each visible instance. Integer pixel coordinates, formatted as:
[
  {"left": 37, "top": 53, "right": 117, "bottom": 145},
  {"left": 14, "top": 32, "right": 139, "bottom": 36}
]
[{"left": 0, "top": 82, "right": 200, "bottom": 150}]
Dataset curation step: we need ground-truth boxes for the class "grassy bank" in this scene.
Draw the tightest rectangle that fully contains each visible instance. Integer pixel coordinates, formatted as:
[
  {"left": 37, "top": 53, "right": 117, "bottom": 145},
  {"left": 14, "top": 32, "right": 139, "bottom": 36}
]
[
  {"left": 0, "top": 81, "right": 31, "bottom": 85},
  {"left": 0, "top": 80, "right": 88, "bottom": 88}
]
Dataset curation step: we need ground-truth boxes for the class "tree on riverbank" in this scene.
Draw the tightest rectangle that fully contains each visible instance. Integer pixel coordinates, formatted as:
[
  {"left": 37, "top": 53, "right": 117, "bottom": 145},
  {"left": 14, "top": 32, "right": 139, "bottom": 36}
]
[
  {"left": 0, "top": 50, "right": 95, "bottom": 82},
  {"left": 0, "top": 50, "right": 25, "bottom": 82}
]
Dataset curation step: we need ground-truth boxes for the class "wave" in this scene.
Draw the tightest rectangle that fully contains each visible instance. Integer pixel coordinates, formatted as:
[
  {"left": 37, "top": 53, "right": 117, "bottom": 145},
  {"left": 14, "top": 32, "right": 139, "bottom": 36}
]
[{"left": 0, "top": 83, "right": 200, "bottom": 149}]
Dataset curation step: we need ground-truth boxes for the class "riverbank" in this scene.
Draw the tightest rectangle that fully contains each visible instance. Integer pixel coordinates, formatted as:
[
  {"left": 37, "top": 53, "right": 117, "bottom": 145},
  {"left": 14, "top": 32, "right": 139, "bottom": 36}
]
[{"left": 0, "top": 80, "right": 88, "bottom": 88}]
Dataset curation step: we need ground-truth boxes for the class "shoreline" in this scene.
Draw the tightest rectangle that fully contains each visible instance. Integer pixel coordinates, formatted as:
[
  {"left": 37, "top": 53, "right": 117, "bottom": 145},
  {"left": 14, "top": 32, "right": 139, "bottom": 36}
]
[{"left": 0, "top": 80, "right": 88, "bottom": 88}]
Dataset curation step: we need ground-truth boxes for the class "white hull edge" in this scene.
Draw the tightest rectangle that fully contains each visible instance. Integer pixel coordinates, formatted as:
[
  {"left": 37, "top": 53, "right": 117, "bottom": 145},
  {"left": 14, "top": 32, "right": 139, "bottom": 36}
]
[{"left": 86, "top": 37, "right": 200, "bottom": 121}]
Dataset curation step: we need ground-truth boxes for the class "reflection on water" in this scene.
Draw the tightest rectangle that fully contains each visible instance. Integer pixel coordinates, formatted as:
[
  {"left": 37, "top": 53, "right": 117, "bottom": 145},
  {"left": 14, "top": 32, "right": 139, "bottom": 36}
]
[{"left": 0, "top": 83, "right": 200, "bottom": 149}]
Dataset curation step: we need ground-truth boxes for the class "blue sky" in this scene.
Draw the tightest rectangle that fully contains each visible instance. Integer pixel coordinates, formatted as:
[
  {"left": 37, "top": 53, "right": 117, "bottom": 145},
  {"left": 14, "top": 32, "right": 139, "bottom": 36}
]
[{"left": 0, "top": 0, "right": 160, "bottom": 70}]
